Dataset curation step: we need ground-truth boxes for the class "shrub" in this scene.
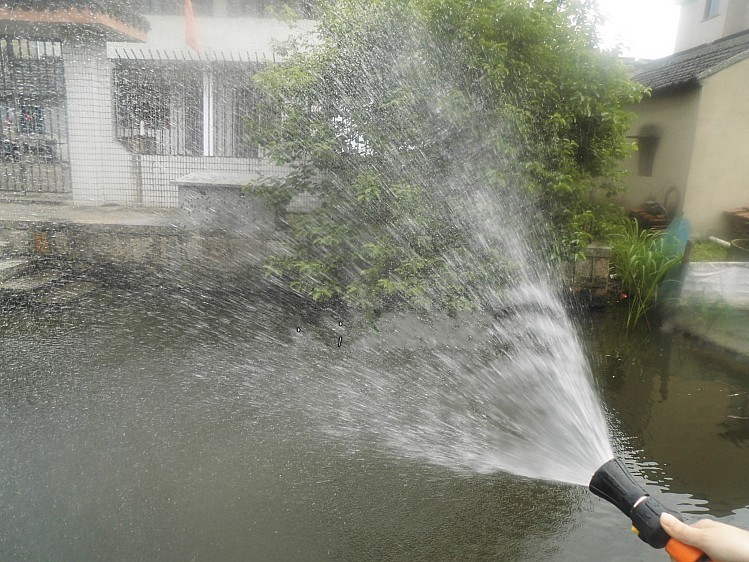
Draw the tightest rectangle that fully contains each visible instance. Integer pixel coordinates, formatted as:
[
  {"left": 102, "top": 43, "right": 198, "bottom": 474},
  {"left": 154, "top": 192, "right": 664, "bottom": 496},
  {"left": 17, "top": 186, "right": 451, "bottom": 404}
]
[{"left": 610, "top": 219, "right": 682, "bottom": 329}]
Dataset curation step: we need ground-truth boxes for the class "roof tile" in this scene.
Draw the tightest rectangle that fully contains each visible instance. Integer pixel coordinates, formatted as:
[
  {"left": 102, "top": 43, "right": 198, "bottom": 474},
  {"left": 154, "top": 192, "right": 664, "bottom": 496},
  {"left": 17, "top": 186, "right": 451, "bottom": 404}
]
[{"left": 632, "top": 30, "right": 749, "bottom": 91}]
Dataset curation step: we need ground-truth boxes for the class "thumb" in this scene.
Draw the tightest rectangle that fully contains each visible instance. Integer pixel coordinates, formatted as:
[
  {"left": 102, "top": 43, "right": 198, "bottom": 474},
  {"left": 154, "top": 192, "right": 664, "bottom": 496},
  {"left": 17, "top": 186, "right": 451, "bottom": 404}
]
[{"left": 660, "top": 512, "right": 704, "bottom": 546}]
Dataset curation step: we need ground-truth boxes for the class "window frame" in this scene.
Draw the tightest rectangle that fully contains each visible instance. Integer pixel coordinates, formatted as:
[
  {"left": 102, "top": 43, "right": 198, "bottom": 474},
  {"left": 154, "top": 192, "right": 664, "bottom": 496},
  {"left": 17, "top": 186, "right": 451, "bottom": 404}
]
[
  {"left": 636, "top": 135, "right": 659, "bottom": 177},
  {"left": 704, "top": 0, "right": 720, "bottom": 20}
]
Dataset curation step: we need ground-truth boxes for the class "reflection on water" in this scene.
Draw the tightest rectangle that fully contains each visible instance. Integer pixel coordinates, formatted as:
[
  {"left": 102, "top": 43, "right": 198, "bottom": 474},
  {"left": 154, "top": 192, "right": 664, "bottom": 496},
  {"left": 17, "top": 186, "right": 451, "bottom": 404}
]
[
  {"left": 583, "top": 307, "right": 749, "bottom": 518},
  {"left": 1, "top": 290, "right": 748, "bottom": 560}
]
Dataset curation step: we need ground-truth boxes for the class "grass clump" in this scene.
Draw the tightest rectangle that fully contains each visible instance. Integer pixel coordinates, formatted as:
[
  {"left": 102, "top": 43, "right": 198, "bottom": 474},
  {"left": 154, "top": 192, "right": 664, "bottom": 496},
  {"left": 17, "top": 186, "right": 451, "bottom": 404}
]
[{"left": 610, "top": 219, "right": 683, "bottom": 330}]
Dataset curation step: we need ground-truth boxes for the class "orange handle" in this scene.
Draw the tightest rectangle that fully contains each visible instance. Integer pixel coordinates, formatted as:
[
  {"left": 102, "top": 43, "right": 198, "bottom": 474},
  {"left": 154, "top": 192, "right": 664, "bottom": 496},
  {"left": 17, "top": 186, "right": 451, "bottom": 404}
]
[{"left": 666, "top": 538, "right": 709, "bottom": 562}]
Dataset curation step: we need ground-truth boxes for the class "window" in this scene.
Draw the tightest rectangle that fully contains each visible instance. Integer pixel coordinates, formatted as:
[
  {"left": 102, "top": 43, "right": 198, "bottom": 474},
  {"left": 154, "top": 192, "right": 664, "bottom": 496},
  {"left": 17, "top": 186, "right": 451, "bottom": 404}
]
[
  {"left": 633, "top": 125, "right": 661, "bottom": 177},
  {"left": 113, "top": 61, "right": 260, "bottom": 158},
  {"left": 637, "top": 136, "right": 659, "bottom": 177},
  {"left": 227, "top": 0, "right": 315, "bottom": 17},
  {"left": 18, "top": 105, "right": 44, "bottom": 134},
  {"left": 135, "top": 0, "right": 182, "bottom": 15},
  {"left": 704, "top": 0, "right": 720, "bottom": 19},
  {"left": 213, "top": 66, "right": 260, "bottom": 158},
  {"left": 114, "top": 63, "right": 203, "bottom": 156}
]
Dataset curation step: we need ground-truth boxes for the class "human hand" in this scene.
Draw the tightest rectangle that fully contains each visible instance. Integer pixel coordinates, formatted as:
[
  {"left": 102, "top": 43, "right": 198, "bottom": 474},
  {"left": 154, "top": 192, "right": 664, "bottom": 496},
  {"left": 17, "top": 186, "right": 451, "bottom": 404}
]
[{"left": 661, "top": 512, "right": 749, "bottom": 562}]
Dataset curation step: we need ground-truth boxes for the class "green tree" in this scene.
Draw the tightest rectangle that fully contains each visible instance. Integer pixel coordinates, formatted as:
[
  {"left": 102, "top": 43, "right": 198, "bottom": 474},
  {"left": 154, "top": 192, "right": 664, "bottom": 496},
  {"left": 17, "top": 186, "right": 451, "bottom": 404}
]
[{"left": 249, "top": 0, "right": 645, "bottom": 313}]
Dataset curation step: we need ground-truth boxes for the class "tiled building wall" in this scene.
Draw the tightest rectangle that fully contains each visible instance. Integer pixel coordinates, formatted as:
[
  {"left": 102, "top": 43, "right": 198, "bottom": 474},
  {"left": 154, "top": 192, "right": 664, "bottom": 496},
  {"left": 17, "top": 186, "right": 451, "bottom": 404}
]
[
  {"left": 62, "top": 42, "right": 139, "bottom": 205},
  {"left": 59, "top": 43, "right": 295, "bottom": 208}
]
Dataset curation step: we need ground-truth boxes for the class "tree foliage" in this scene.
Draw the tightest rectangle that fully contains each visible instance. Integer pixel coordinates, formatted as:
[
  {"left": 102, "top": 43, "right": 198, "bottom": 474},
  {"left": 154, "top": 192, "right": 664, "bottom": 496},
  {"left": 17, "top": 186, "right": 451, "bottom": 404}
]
[{"left": 248, "top": 0, "right": 645, "bottom": 313}]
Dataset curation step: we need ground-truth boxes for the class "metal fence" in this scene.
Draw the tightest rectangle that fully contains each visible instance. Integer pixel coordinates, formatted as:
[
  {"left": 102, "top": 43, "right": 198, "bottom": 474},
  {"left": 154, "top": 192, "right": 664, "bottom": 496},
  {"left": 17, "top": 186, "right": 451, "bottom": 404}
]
[
  {"left": 113, "top": 58, "right": 260, "bottom": 159},
  {"left": 0, "top": 38, "right": 71, "bottom": 193},
  {"left": 0, "top": 40, "right": 307, "bottom": 208}
]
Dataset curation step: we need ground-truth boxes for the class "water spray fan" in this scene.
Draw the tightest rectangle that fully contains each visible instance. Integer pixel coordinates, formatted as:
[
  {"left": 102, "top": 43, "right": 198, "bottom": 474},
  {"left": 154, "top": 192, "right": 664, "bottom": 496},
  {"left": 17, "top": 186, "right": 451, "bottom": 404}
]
[{"left": 589, "top": 458, "right": 709, "bottom": 562}]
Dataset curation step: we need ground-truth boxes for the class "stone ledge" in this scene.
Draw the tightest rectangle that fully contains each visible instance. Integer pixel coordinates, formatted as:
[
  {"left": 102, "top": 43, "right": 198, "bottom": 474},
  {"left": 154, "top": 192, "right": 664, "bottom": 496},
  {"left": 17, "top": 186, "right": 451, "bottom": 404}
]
[
  {"left": 173, "top": 172, "right": 255, "bottom": 189},
  {"left": 175, "top": 173, "right": 275, "bottom": 235}
]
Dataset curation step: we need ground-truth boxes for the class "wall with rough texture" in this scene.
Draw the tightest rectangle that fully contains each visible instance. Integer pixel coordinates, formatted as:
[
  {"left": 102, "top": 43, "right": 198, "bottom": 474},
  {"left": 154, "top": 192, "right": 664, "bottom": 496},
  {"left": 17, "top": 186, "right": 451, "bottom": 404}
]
[
  {"left": 683, "top": 58, "right": 749, "bottom": 238},
  {"left": 0, "top": 192, "right": 277, "bottom": 285},
  {"left": 619, "top": 89, "right": 701, "bottom": 223},
  {"left": 563, "top": 243, "right": 612, "bottom": 307}
]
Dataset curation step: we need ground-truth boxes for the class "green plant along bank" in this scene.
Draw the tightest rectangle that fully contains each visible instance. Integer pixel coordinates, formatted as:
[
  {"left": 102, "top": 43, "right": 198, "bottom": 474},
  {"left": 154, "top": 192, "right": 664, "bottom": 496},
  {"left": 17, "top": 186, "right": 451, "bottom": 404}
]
[
  {"left": 610, "top": 219, "right": 682, "bottom": 329},
  {"left": 248, "top": 0, "right": 646, "bottom": 315}
]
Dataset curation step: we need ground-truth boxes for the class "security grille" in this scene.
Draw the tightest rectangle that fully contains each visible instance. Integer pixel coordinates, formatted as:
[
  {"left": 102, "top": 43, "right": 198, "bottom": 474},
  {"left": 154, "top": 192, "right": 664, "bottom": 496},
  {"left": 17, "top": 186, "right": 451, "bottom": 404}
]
[
  {"left": 0, "top": 38, "right": 71, "bottom": 193},
  {"left": 113, "top": 59, "right": 259, "bottom": 158},
  {"left": 114, "top": 62, "right": 204, "bottom": 156}
]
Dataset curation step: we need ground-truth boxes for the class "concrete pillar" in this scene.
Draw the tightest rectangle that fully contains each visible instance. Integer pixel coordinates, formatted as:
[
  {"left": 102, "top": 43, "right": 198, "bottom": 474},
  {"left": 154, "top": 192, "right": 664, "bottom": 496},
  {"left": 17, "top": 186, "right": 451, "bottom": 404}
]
[{"left": 62, "top": 40, "right": 138, "bottom": 205}]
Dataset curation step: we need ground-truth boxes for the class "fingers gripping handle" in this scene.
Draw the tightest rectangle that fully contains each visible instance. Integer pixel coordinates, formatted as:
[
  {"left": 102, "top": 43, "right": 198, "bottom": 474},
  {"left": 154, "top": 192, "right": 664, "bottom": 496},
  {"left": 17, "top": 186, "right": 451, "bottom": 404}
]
[
  {"left": 665, "top": 538, "right": 709, "bottom": 562},
  {"left": 626, "top": 491, "right": 708, "bottom": 561},
  {"left": 625, "top": 488, "right": 709, "bottom": 560},
  {"left": 589, "top": 459, "right": 709, "bottom": 561}
]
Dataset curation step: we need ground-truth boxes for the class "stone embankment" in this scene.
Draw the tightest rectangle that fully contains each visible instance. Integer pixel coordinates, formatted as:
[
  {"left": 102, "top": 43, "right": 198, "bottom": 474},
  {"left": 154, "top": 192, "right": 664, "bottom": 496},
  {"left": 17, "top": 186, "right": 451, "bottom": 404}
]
[
  {"left": 0, "top": 174, "right": 611, "bottom": 311},
  {"left": 0, "top": 174, "right": 281, "bottom": 307}
]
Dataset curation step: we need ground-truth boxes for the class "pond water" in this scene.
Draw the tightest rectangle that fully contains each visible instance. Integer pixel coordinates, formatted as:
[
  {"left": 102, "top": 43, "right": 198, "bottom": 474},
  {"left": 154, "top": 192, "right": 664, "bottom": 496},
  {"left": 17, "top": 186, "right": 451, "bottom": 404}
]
[{"left": 1, "top": 289, "right": 748, "bottom": 561}]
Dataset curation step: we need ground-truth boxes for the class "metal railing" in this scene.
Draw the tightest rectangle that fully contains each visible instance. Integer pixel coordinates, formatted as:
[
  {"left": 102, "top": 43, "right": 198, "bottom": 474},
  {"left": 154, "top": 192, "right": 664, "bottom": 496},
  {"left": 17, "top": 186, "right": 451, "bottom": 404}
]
[
  {"left": 113, "top": 56, "right": 260, "bottom": 159},
  {"left": 0, "top": 38, "right": 71, "bottom": 193}
]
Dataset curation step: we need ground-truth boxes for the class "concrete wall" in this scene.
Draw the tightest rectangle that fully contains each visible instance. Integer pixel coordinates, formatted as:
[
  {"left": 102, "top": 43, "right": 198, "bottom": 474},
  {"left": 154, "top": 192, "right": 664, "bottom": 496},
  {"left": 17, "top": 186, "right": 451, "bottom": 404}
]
[
  {"left": 0, "top": 220, "right": 181, "bottom": 271},
  {"left": 723, "top": 0, "right": 749, "bottom": 36},
  {"left": 623, "top": 57, "right": 749, "bottom": 238},
  {"left": 108, "top": 15, "right": 317, "bottom": 59},
  {"left": 674, "top": 0, "right": 747, "bottom": 52},
  {"left": 618, "top": 88, "right": 701, "bottom": 218},
  {"left": 682, "top": 58, "right": 749, "bottom": 237},
  {"left": 0, "top": 202, "right": 279, "bottom": 285},
  {"left": 137, "top": 155, "right": 295, "bottom": 207},
  {"left": 62, "top": 41, "right": 139, "bottom": 205}
]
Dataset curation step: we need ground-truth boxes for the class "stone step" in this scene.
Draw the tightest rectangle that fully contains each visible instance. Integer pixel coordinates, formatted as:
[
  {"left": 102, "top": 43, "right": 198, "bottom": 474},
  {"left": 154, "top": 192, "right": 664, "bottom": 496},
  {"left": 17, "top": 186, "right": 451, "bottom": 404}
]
[
  {"left": 0, "top": 269, "right": 64, "bottom": 295},
  {"left": 0, "top": 192, "right": 73, "bottom": 206},
  {"left": 0, "top": 229, "right": 33, "bottom": 256},
  {"left": 0, "top": 256, "right": 35, "bottom": 282},
  {"left": 35, "top": 281, "right": 99, "bottom": 306}
]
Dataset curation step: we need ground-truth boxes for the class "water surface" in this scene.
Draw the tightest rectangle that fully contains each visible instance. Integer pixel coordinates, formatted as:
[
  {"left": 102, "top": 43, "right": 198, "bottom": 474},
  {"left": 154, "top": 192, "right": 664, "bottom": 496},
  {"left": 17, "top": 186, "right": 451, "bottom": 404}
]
[{"left": 1, "top": 290, "right": 747, "bottom": 561}]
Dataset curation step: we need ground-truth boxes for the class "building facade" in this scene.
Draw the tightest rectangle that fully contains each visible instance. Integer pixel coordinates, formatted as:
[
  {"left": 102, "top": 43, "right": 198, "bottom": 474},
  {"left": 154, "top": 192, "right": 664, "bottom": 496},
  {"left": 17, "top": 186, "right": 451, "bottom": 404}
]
[
  {"left": 0, "top": 1, "right": 316, "bottom": 207},
  {"left": 620, "top": 0, "right": 749, "bottom": 239},
  {"left": 674, "top": 0, "right": 749, "bottom": 51}
]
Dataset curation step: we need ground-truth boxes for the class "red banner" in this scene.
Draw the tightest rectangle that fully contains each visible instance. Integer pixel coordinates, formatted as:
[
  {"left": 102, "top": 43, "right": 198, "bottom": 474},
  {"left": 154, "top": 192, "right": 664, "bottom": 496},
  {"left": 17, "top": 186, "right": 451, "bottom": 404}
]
[{"left": 185, "top": 0, "right": 200, "bottom": 50}]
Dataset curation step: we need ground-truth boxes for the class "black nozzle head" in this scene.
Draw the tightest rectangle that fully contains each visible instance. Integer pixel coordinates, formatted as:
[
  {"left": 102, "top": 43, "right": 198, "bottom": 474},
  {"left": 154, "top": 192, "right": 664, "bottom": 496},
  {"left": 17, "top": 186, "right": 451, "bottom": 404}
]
[
  {"left": 589, "top": 458, "right": 682, "bottom": 549},
  {"left": 589, "top": 458, "right": 646, "bottom": 516}
]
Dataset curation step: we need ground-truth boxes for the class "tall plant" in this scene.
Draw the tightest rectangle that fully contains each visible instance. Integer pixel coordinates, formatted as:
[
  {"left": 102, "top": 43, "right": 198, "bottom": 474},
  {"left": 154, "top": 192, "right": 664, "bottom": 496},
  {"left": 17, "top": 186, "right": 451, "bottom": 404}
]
[{"left": 610, "top": 219, "right": 682, "bottom": 329}]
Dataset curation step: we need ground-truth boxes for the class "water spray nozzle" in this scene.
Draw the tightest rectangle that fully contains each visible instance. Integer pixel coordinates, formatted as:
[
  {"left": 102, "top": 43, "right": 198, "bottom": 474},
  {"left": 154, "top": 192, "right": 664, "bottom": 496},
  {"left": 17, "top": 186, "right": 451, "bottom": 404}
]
[{"left": 589, "top": 458, "right": 709, "bottom": 562}]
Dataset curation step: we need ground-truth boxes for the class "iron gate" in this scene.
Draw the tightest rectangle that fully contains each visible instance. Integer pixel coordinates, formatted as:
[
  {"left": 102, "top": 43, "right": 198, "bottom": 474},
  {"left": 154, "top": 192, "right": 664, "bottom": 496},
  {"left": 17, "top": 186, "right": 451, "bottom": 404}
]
[{"left": 0, "top": 38, "right": 71, "bottom": 193}]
